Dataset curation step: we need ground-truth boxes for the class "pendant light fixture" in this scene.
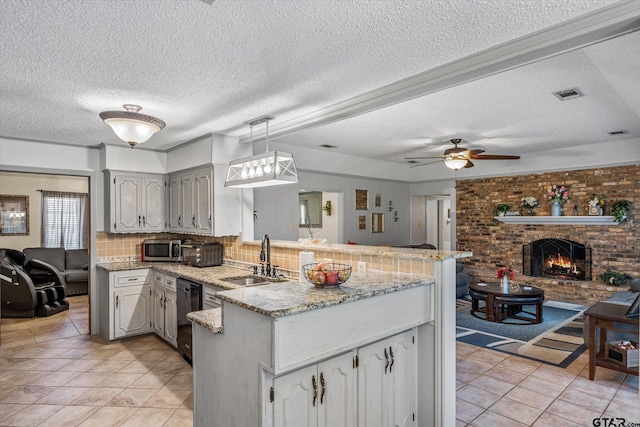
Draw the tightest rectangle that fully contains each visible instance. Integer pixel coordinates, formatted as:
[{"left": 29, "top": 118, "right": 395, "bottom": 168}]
[
  {"left": 99, "top": 104, "right": 166, "bottom": 148},
  {"left": 444, "top": 157, "right": 469, "bottom": 170},
  {"left": 225, "top": 115, "right": 298, "bottom": 188}
]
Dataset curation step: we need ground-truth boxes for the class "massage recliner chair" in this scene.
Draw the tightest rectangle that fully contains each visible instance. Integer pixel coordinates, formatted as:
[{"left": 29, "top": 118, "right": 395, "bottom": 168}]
[{"left": 0, "top": 249, "right": 69, "bottom": 318}]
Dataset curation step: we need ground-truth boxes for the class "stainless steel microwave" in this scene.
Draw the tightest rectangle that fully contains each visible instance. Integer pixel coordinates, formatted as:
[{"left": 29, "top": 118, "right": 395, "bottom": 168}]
[{"left": 143, "top": 239, "right": 182, "bottom": 262}]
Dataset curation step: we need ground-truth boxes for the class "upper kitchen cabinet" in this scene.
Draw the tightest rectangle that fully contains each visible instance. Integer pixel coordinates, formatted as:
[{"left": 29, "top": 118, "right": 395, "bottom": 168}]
[
  {"left": 104, "top": 171, "right": 167, "bottom": 233},
  {"left": 169, "top": 165, "right": 241, "bottom": 236}
]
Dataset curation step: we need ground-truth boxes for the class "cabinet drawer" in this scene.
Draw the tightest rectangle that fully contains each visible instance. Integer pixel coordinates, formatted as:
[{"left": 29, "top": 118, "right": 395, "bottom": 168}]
[
  {"left": 153, "top": 271, "right": 164, "bottom": 285},
  {"left": 164, "top": 275, "right": 177, "bottom": 292},
  {"left": 113, "top": 270, "right": 149, "bottom": 288},
  {"left": 203, "top": 284, "right": 223, "bottom": 309}
]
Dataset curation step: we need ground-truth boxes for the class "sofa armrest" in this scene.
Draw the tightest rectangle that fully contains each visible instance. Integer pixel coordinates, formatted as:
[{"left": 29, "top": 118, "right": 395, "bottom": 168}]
[{"left": 24, "top": 259, "right": 67, "bottom": 286}]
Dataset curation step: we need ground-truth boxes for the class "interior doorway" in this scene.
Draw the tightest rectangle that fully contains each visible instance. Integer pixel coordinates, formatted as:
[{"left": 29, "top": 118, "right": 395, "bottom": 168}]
[{"left": 410, "top": 195, "right": 451, "bottom": 251}]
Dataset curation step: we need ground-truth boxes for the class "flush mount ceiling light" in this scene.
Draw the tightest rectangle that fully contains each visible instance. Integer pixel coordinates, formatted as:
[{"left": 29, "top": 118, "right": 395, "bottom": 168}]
[
  {"left": 225, "top": 115, "right": 298, "bottom": 188},
  {"left": 99, "top": 104, "right": 166, "bottom": 148}
]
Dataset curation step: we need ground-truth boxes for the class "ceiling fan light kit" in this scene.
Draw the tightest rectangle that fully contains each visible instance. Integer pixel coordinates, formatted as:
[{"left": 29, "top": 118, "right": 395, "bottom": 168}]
[
  {"left": 225, "top": 115, "right": 299, "bottom": 188},
  {"left": 99, "top": 104, "right": 166, "bottom": 148},
  {"left": 406, "top": 138, "right": 520, "bottom": 170}
]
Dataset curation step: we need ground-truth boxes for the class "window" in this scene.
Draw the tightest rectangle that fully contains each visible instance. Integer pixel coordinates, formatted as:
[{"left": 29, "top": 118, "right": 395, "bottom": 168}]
[{"left": 41, "top": 191, "right": 89, "bottom": 249}]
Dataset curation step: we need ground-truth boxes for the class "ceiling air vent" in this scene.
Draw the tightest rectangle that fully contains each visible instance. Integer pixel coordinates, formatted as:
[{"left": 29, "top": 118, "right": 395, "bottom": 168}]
[
  {"left": 608, "top": 130, "right": 628, "bottom": 135},
  {"left": 319, "top": 144, "right": 337, "bottom": 148},
  {"left": 552, "top": 87, "right": 584, "bottom": 101}
]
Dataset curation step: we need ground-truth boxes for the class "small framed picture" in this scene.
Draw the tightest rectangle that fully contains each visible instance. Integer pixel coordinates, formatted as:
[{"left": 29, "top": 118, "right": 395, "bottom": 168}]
[
  {"left": 374, "top": 193, "right": 381, "bottom": 207},
  {"left": 358, "top": 215, "right": 366, "bottom": 230},
  {"left": 355, "top": 190, "right": 369, "bottom": 210}
]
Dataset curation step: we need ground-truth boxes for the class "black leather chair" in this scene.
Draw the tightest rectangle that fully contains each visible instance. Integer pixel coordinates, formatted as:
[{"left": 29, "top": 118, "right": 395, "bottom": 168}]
[{"left": 0, "top": 249, "right": 69, "bottom": 318}]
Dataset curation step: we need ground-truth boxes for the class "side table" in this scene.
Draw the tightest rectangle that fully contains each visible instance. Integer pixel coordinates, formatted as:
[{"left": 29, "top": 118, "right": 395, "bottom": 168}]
[{"left": 584, "top": 302, "right": 639, "bottom": 380}]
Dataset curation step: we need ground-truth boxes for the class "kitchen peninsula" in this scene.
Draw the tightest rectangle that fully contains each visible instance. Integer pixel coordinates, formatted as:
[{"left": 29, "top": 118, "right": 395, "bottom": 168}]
[{"left": 188, "top": 241, "right": 470, "bottom": 427}]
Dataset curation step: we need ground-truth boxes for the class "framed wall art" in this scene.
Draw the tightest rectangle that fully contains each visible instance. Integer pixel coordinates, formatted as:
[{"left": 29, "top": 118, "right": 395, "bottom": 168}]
[
  {"left": 358, "top": 215, "right": 366, "bottom": 230},
  {"left": 0, "top": 195, "right": 29, "bottom": 235},
  {"left": 355, "top": 189, "right": 369, "bottom": 210},
  {"left": 375, "top": 193, "right": 381, "bottom": 207}
]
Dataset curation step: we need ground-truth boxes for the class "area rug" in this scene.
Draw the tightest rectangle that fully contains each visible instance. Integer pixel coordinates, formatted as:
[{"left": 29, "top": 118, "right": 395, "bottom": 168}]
[{"left": 456, "top": 299, "right": 588, "bottom": 367}]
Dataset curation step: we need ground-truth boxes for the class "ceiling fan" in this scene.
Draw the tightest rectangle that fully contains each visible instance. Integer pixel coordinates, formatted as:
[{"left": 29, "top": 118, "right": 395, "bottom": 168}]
[{"left": 406, "top": 138, "right": 520, "bottom": 170}]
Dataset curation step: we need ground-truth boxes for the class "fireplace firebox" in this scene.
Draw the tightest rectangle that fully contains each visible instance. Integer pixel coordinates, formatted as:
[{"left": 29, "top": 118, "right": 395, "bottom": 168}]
[{"left": 523, "top": 238, "right": 591, "bottom": 281}]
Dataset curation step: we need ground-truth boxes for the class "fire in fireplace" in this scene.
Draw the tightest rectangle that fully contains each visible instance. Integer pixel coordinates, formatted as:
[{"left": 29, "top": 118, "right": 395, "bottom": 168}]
[{"left": 523, "top": 238, "right": 591, "bottom": 281}]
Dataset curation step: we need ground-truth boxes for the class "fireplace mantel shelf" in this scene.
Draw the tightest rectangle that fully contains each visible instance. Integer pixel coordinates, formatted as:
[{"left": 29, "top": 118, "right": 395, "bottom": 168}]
[{"left": 495, "top": 215, "right": 618, "bottom": 225}]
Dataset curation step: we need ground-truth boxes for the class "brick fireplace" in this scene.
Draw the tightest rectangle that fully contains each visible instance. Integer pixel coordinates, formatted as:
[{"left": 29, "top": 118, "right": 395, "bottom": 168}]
[
  {"left": 523, "top": 238, "right": 591, "bottom": 281},
  {"left": 455, "top": 164, "right": 639, "bottom": 305}
]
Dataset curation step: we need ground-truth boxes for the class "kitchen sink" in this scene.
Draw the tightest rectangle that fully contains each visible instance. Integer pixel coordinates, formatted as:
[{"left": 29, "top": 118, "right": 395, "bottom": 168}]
[{"left": 221, "top": 276, "right": 288, "bottom": 287}]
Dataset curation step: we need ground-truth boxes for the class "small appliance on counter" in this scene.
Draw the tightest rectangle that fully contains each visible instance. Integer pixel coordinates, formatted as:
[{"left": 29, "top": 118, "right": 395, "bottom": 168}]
[
  {"left": 182, "top": 241, "right": 223, "bottom": 267},
  {"left": 142, "top": 239, "right": 182, "bottom": 262}
]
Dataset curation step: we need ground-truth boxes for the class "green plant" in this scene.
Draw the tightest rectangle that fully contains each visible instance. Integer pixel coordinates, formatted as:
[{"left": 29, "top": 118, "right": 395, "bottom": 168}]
[
  {"left": 599, "top": 269, "right": 631, "bottom": 286},
  {"left": 493, "top": 204, "right": 510, "bottom": 216},
  {"left": 322, "top": 201, "right": 332, "bottom": 216},
  {"left": 610, "top": 200, "right": 632, "bottom": 223}
]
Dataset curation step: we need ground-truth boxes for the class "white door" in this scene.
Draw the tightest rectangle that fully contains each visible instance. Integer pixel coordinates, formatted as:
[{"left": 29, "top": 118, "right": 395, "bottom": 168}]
[
  {"left": 164, "top": 289, "right": 178, "bottom": 347},
  {"left": 273, "top": 364, "right": 318, "bottom": 427},
  {"left": 152, "top": 287, "right": 164, "bottom": 337},
  {"left": 142, "top": 176, "right": 165, "bottom": 231},
  {"left": 317, "top": 351, "right": 357, "bottom": 427},
  {"left": 181, "top": 173, "right": 196, "bottom": 232},
  {"left": 114, "top": 285, "right": 151, "bottom": 338},
  {"left": 357, "top": 340, "right": 389, "bottom": 427},
  {"left": 389, "top": 331, "right": 416, "bottom": 427},
  {"left": 168, "top": 175, "right": 182, "bottom": 231},
  {"left": 113, "top": 175, "right": 141, "bottom": 232},
  {"left": 195, "top": 169, "right": 213, "bottom": 233}
]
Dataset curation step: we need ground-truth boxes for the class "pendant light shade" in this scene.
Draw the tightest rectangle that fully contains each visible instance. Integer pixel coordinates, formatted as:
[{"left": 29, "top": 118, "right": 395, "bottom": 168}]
[
  {"left": 444, "top": 158, "right": 468, "bottom": 170},
  {"left": 100, "top": 104, "right": 165, "bottom": 148},
  {"left": 225, "top": 115, "right": 299, "bottom": 188}
]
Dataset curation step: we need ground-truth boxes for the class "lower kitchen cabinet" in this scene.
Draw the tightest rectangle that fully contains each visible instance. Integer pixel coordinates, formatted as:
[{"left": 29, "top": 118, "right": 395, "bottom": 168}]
[
  {"left": 99, "top": 268, "right": 153, "bottom": 342},
  {"left": 152, "top": 270, "right": 178, "bottom": 347},
  {"left": 357, "top": 330, "right": 416, "bottom": 427},
  {"left": 273, "top": 350, "right": 357, "bottom": 427}
]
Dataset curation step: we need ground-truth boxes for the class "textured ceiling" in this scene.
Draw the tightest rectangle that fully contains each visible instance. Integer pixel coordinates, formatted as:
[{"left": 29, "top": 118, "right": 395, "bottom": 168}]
[{"left": 1, "top": 0, "right": 639, "bottom": 175}]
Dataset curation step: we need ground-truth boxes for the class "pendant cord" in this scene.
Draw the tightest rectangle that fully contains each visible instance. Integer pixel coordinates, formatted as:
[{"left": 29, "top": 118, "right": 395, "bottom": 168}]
[{"left": 265, "top": 120, "right": 270, "bottom": 153}]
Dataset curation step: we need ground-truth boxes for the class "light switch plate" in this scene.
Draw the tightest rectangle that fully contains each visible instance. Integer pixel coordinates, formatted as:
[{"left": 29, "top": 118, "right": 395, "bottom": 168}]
[{"left": 358, "top": 261, "right": 366, "bottom": 273}]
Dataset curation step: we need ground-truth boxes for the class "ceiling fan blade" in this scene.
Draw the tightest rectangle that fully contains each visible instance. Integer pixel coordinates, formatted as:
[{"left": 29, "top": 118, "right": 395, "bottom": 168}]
[
  {"left": 464, "top": 160, "right": 474, "bottom": 168},
  {"left": 469, "top": 149, "right": 485, "bottom": 156},
  {"left": 405, "top": 156, "right": 445, "bottom": 160},
  {"left": 409, "top": 160, "right": 442, "bottom": 168},
  {"left": 471, "top": 154, "right": 520, "bottom": 160}
]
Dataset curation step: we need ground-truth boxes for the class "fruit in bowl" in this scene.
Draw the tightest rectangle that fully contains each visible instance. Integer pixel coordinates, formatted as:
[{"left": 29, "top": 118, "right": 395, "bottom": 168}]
[{"left": 303, "top": 263, "right": 352, "bottom": 287}]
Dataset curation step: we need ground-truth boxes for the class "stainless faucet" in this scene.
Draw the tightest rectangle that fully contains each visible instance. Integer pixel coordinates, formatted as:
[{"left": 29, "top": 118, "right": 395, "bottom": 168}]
[{"left": 260, "top": 234, "right": 271, "bottom": 276}]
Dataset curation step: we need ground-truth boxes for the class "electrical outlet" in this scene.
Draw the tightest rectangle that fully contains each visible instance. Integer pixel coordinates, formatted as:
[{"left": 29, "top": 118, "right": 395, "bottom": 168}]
[
  {"left": 358, "top": 261, "right": 366, "bottom": 273},
  {"left": 225, "top": 246, "right": 233, "bottom": 258},
  {"left": 290, "top": 223, "right": 296, "bottom": 230}
]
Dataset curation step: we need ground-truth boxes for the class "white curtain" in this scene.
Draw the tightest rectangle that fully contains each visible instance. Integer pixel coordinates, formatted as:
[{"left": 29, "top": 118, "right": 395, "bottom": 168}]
[{"left": 42, "top": 191, "right": 89, "bottom": 249}]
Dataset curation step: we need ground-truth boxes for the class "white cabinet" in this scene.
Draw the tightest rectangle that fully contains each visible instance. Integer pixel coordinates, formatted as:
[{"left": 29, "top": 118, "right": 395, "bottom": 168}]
[
  {"left": 168, "top": 165, "right": 241, "bottom": 236},
  {"left": 273, "top": 351, "right": 357, "bottom": 427},
  {"left": 357, "top": 330, "right": 416, "bottom": 427},
  {"left": 152, "top": 270, "right": 178, "bottom": 347},
  {"left": 99, "top": 268, "right": 153, "bottom": 341},
  {"left": 105, "top": 171, "right": 167, "bottom": 233}
]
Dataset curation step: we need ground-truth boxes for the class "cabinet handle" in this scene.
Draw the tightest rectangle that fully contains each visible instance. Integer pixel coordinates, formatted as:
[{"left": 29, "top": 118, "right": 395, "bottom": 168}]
[
  {"left": 160, "top": 296, "right": 163, "bottom": 308},
  {"left": 138, "top": 215, "right": 141, "bottom": 226},
  {"left": 178, "top": 215, "right": 181, "bottom": 226},
  {"left": 384, "top": 348, "right": 389, "bottom": 374},
  {"left": 389, "top": 347, "right": 394, "bottom": 373},
  {"left": 320, "top": 372, "right": 326, "bottom": 405},
  {"left": 192, "top": 215, "right": 196, "bottom": 226},
  {"left": 208, "top": 215, "right": 212, "bottom": 226},
  {"left": 143, "top": 216, "right": 146, "bottom": 226},
  {"left": 116, "top": 295, "right": 119, "bottom": 308},
  {"left": 312, "top": 375, "right": 318, "bottom": 407}
]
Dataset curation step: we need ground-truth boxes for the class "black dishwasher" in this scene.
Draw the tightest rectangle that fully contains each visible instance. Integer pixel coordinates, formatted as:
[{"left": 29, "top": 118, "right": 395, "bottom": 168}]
[{"left": 177, "top": 278, "right": 202, "bottom": 364}]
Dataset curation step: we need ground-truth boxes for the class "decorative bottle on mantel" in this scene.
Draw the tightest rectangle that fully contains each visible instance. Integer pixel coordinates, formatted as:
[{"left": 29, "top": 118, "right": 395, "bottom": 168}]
[
  {"left": 501, "top": 275, "right": 510, "bottom": 293},
  {"left": 551, "top": 202, "right": 562, "bottom": 216}
]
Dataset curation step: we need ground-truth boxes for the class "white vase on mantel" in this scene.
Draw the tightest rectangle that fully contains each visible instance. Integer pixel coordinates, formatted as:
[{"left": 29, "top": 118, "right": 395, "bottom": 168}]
[
  {"left": 501, "top": 275, "right": 510, "bottom": 293},
  {"left": 551, "top": 202, "right": 562, "bottom": 216}
]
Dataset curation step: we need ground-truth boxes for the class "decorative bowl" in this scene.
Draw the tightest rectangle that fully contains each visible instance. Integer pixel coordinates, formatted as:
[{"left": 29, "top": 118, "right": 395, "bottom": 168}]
[{"left": 302, "top": 263, "right": 352, "bottom": 288}]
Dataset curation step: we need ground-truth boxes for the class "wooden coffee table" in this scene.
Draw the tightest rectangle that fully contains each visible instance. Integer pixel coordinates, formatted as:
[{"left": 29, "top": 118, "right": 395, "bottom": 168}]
[{"left": 469, "top": 282, "right": 544, "bottom": 324}]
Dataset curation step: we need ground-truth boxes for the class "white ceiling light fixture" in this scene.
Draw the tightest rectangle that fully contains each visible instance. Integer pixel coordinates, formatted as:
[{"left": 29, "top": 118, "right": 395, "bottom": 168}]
[
  {"left": 225, "top": 115, "right": 298, "bottom": 188},
  {"left": 99, "top": 104, "right": 166, "bottom": 148},
  {"left": 444, "top": 157, "right": 469, "bottom": 171}
]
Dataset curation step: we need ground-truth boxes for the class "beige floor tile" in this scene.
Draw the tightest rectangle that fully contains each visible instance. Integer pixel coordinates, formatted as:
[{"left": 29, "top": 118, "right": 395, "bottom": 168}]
[
  {"left": 164, "top": 408, "right": 193, "bottom": 427},
  {"left": 130, "top": 372, "right": 175, "bottom": 389},
  {"left": 69, "top": 388, "right": 123, "bottom": 406},
  {"left": 56, "top": 358, "right": 103, "bottom": 372},
  {"left": 466, "top": 348, "right": 508, "bottom": 365},
  {"left": 40, "top": 405, "right": 99, "bottom": 427},
  {"left": 568, "top": 375, "right": 620, "bottom": 400},
  {"left": 149, "top": 361, "right": 185, "bottom": 376},
  {"left": 558, "top": 384, "right": 610, "bottom": 413},
  {"left": 483, "top": 366, "right": 528, "bottom": 385},
  {"left": 497, "top": 356, "right": 541, "bottom": 375},
  {"left": 456, "top": 384, "right": 501, "bottom": 409},
  {"left": 7, "top": 371, "right": 49, "bottom": 386},
  {"left": 0, "top": 404, "right": 62, "bottom": 426},
  {"left": 532, "top": 412, "right": 585, "bottom": 426},
  {"left": 138, "top": 350, "right": 175, "bottom": 362},
  {"left": 602, "top": 399, "right": 639, "bottom": 421},
  {"left": 56, "top": 348, "right": 95, "bottom": 359},
  {"left": 456, "top": 342, "right": 479, "bottom": 357},
  {"left": 119, "top": 360, "right": 158, "bottom": 374},
  {"left": 468, "top": 374, "right": 516, "bottom": 396},
  {"left": 470, "top": 409, "right": 529, "bottom": 427},
  {"left": 0, "top": 403, "right": 27, "bottom": 423},
  {"left": 108, "top": 350, "right": 145, "bottom": 361},
  {"left": 97, "top": 372, "right": 144, "bottom": 388},
  {"left": 546, "top": 399, "right": 603, "bottom": 425},
  {"left": 108, "top": 388, "right": 157, "bottom": 407},
  {"left": 456, "top": 358, "right": 494, "bottom": 375},
  {"left": 489, "top": 397, "right": 544, "bottom": 425},
  {"left": 81, "top": 349, "right": 123, "bottom": 360},
  {"left": 64, "top": 372, "right": 113, "bottom": 387},
  {"left": 88, "top": 359, "right": 132, "bottom": 373},
  {"left": 531, "top": 364, "right": 577, "bottom": 387},
  {"left": 78, "top": 406, "right": 138, "bottom": 427},
  {"left": 503, "top": 385, "right": 555, "bottom": 411},
  {"left": 28, "top": 347, "right": 72, "bottom": 359},
  {"left": 164, "top": 374, "right": 193, "bottom": 390},
  {"left": 144, "top": 389, "right": 192, "bottom": 409},
  {"left": 611, "top": 386, "right": 640, "bottom": 409},
  {"left": 455, "top": 399, "right": 485, "bottom": 424},
  {"left": 120, "top": 407, "right": 176, "bottom": 427},
  {"left": 180, "top": 393, "right": 193, "bottom": 410},
  {"left": 519, "top": 376, "right": 566, "bottom": 398},
  {"left": 0, "top": 386, "right": 57, "bottom": 404},
  {"left": 35, "top": 387, "right": 91, "bottom": 405}
]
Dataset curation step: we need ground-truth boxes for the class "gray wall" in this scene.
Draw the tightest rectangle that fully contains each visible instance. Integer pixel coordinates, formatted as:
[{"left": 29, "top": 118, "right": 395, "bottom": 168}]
[{"left": 254, "top": 171, "right": 411, "bottom": 246}]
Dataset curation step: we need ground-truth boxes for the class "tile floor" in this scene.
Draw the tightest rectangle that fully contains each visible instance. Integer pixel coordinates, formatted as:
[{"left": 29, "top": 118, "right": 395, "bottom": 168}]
[{"left": 1, "top": 296, "right": 638, "bottom": 426}]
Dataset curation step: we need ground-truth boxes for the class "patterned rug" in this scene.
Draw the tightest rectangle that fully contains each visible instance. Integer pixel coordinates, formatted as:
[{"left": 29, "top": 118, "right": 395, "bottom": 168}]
[{"left": 456, "top": 298, "right": 588, "bottom": 367}]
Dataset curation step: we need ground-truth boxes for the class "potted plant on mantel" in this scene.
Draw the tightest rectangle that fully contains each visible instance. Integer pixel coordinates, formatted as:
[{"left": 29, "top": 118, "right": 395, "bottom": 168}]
[{"left": 610, "top": 200, "right": 632, "bottom": 223}]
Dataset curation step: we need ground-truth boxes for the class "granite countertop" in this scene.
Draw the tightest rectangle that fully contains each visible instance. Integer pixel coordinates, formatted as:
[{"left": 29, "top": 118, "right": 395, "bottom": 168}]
[{"left": 187, "top": 308, "right": 223, "bottom": 334}]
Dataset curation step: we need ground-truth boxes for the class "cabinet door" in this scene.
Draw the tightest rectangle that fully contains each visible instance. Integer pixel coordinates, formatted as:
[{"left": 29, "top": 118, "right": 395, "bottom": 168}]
[
  {"left": 152, "top": 287, "right": 165, "bottom": 337},
  {"left": 195, "top": 168, "right": 213, "bottom": 233},
  {"left": 142, "top": 176, "right": 166, "bottom": 231},
  {"left": 181, "top": 173, "right": 197, "bottom": 232},
  {"left": 388, "top": 331, "right": 416, "bottom": 427},
  {"left": 168, "top": 175, "right": 182, "bottom": 231},
  {"left": 114, "top": 285, "right": 152, "bottom": 338},
  {"left": 164, "top": 289, "right": 178, "bottom": 347},
  {"left": 317, "top": 351, "right": 357, "bottom": 427},
  {"left": 113, "top": 175, "right": 142, "bottom": 232},
  {"left": 357, "top": 340, "right": 389, "bottom": 427},
  {"left": 273, "top": 364, "right": 318, "bottom": 427}
]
